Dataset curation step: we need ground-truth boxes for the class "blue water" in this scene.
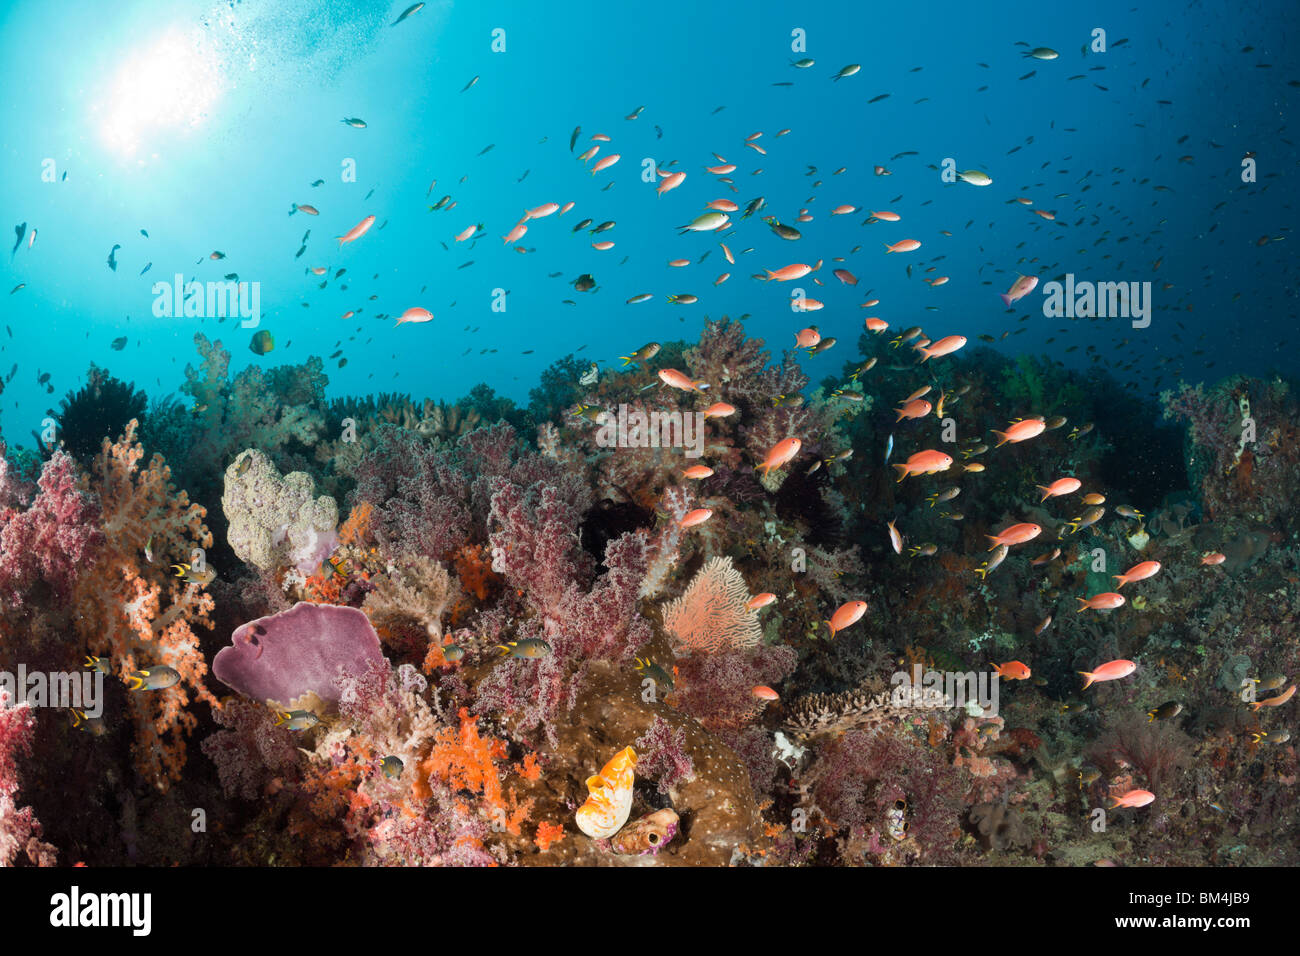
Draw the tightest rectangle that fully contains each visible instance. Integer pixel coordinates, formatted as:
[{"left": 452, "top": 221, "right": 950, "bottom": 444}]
[{"left": 0, "top": 0, "right": 1296, "bottom": 442}]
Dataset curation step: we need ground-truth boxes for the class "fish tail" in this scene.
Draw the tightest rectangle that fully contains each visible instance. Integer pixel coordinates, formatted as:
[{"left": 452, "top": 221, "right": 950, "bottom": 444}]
[
  {"left": 1251, "top": 701, "right": 1262, "bottom": 713},
  {"left": 892, "top": 464, "right": 909, "bottom": 482},
  {"left": 973, "top": 565, "right": 988, "bottom": 580},
  {"left": 1076, "top": 598, "right": 1090, "bottom": 613},
  {"left": 917, "top": 349, "right": 931, "bottom": 363},
  {"left": 1113, "top": 574, "right": 1126, "bottom": 588},
  {"left": 1079, "top": 671, "right": 1094, "bottom": 689},
  {"left": 1036, "top": 486, "right": 1051, "bottom": 501},
  {"left": 999, "top": 293, "right": 1012, "bottom": 307},
  {"left": 986, "top": 536, "right": 1001, "bottom": 550},
  {"left": 991, "top": 430, "right": 1010, "bottom": 447},
  {"left": 619, "top": 356, "right": 632, "bottom": 365}
]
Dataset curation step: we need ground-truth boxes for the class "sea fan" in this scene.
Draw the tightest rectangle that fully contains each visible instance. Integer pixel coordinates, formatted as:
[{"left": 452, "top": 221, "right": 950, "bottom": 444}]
[{"left": 661, "top": 555, "right": 762, "bottom": 654}]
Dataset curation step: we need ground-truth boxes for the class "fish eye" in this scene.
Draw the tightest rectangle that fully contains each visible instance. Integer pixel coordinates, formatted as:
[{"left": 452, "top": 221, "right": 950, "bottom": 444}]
[
  {"left": 648, "top": 833, "right": 660, "bottom": 845},
  {"left": 894, "top": 799, "right": 907, "bottom": 811}
]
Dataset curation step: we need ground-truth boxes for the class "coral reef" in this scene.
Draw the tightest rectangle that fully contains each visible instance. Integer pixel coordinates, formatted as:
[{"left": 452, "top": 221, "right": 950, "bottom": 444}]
[{"left": 1, "top": 315, "right": 1297, "bottom": 868}]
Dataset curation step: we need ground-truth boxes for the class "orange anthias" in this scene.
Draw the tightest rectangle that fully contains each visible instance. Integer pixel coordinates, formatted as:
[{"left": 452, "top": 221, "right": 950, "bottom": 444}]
[
  {"left": 1113, "top": 561, "right": 1161, "bottom": 588},
  {"left": 1110, "top": 789, "right": 1155, "bottom": 809},
  {"left": 1037, "top": 477, "right": 1082, "bottom": 501},
  {"left": 1252, "top": 684, "right": 1295, "bottom": 712},
  {"left": 826, "top": 600, "right": 867, "bottom": 637},
  {"left": 1079, "top": 659, "right": 1137, "bottom": 689},
  {"left": 1077, "top": 592, "right": 1126, "bottom": 613},
  {"left": 892, "top": 449, "right": 954, "bottom": 481},
  {"left": 993, "top": 660, "right": 1031, "bottom": 680},
  {"left": 758, "top": 437, "right": 802, "bottom": 475},
  {"left": 658, "top": 368, "right": 708, "bottom": 393},
  {"left": 992, "top": 417, "right": 1047, "bottom": 447},
  {"left": 987, "top": 523, "right": 1042, "bottom": 548}
]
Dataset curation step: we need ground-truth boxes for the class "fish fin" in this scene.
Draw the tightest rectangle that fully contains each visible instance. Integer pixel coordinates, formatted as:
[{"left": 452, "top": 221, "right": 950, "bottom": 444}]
[
  {"left": 991, "top": 430, "right": 1009, "bottom": 447},
  {"left": 892, "top": 464, "right": 908, "bottom": 482},
  {"left": 1078, "top": 671, "right": 1094, "bottom": 689},
  {"left": 986, "top": 536, "right": 1001, "bottom": 550},
  {"left": 1076, "top": 598, "right": 1090, "bottom": 613}
]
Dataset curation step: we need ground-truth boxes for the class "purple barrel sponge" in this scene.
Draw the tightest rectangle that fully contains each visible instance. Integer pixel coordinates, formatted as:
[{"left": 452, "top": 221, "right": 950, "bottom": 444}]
[{"left": 213, "top": 602, "right": 385, "bottom": 707}]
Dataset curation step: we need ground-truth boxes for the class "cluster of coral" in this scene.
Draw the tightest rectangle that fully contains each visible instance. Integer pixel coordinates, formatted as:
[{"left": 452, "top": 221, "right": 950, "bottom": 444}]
[{"left": 0, "top": 322, "right": 1296, "bottom": 866}]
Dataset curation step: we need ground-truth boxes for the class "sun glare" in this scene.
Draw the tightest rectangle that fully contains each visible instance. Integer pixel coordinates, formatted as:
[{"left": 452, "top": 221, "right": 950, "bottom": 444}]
[{"left": 99, "top": 28, "right": 223, "bottom": 157}]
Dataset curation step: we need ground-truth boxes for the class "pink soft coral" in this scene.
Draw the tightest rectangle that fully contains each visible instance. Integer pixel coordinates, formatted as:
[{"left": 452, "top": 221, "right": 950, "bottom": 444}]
[
  {"left": 0, "top": 692, "right": 57, "bottom": 866},
  {"left": 0, "top": 450, "right": 103, "bottom": 607}
]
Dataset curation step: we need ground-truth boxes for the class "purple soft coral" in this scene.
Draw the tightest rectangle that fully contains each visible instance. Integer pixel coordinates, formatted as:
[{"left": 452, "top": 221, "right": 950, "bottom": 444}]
[{"left": 212, "top": 602, "right": 385, "bottom": 707}]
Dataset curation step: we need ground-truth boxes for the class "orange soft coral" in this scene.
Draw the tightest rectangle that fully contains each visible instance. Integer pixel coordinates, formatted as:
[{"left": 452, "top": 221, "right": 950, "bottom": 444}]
[
  {"left": 419, "top": 707, "right": 534, "bottom": 834},
  {"left": 338, "top": 500, "right": 375, "bottom": 548},
  {"left": 534, "top": 819, "right": 565, "bottom": 851},
  {"left": 451, "top": 544, "right": 500, "bottom": 602},
  {"left": 71, "top": 420, "right": 217, "bottom": 789}
]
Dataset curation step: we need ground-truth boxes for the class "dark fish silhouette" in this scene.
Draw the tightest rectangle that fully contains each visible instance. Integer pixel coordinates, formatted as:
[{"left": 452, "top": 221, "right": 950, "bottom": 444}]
[
  {"left": 391, "top": 2, "right": 424, "bottom": 26},
  {"left": 107, "top": 244, "right": 120, "bottom": 271},
  {"left": 11, "top": 222, "right": 25, "bottom": 258}
]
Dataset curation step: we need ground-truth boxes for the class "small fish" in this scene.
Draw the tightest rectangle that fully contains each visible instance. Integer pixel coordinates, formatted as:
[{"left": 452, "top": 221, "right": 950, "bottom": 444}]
[
  {"left": 143, "top": 534, "right": 154, "bottom": 563},
  {"left": 107, "top": 244, "right": 120, "bottom": 271},
  {"left": 139, "top": 262, "right": 151, "bottom": 276},
  {"left": 380, "top": 756, "right": 404, "bottom": 779},
  {"left": 84, "top": 656, "right": 111, "bottom": 674},
  {"left": 461, "top": 75, "right": 480, "bottom": 93},
  {"left": 441, "top": 644, "right": 465, "bottom": 663},
  {"left": 273, "top": 710, "right": 320, "bottom": 731},
  {"left": 70, "top": 709, "right": 106, "bottom": 737},
  {"left": 1147, "top": 701, "right": 1183, "bottom": 722},
  {"left": 341, "top": 117, "right": 367, "bottom": 128},
  {"left": 633, "top": 656, "right": 675, "bottom": 691},
  {"left": 11, "top": 222, "right": 25, "bottom": 258},
  {"left": 249, "top": 330, "right": 274, "bottom": 354},
  {"left": 391, "top": 2, "right": 424, "bottom": 26},
  {"left": 497, "top": 639, "right": 553, "bottom": 659},
  {"left": 975, "top": 544, "right": 1009, "bottom": 579},
  {"left": 171, "top": 562, "right": 216, "bottom": 586},
  {"left": 619, "top": 342, "right": 661, "bottom": 366},
  {"left": 125, "top": 665, "right": 181, "bottom": 691},
  {"left": 111, "top": 336, "right": 127, "bottom": 351}
]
